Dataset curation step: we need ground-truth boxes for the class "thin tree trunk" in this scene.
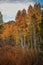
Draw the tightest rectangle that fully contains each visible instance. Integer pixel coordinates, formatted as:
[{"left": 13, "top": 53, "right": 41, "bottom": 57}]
[{"left": 21, "top": 36, "right": 24, "bottom": 48}]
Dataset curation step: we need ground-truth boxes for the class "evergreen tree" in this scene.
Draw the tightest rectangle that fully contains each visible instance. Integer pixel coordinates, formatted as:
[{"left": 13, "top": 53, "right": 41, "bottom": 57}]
[{"left": 0, "top": 12, "right": 3, "bottom": 24}]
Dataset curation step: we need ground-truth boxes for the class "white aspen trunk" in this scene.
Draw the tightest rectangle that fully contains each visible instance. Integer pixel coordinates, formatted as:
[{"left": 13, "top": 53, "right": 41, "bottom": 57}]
[
  {"left": 21, "top": 36, "right": 24, "bottom": 48},
  {"left": 33, "top": 18, "right": 37, "bottom": 52},
  {"left": 24, "top": 35, "right": 26, "bottom": 47},
  {"left": 30, "top": 23, "right": 33, "bottom": 49},
  {"left": 33, "top": 25, "right": 37, "bottom": 51}
]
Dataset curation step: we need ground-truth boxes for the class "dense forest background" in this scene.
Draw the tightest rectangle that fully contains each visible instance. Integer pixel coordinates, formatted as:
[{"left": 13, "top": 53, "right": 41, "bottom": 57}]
[{"left": 0, "top": 3, "right": 43, "bottom": 65}]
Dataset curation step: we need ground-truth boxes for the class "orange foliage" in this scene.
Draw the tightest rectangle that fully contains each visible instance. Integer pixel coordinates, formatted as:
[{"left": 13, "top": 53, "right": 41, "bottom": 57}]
[{"left": 0, "top": 3, "right": 41, "bottom": 44}]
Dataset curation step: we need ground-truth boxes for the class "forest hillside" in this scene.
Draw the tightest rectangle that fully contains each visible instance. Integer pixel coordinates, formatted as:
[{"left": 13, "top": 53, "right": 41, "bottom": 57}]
[{"left": 0, "top": 3, "right": 43, "bottom": 65}]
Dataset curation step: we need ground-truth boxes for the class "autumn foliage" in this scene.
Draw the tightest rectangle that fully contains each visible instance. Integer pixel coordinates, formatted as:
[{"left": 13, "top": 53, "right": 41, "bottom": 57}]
[
  {"left": 0, "top": 3, "right": 43, "bottom": 65},
  {"left": 0, "top": 3, "right": 42, "bottom": 47}
]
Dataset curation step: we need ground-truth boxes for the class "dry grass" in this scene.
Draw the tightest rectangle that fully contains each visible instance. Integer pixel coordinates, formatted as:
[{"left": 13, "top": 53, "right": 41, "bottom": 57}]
[{"left": 0, "top": 45, "right": 43, "bottom": 65}]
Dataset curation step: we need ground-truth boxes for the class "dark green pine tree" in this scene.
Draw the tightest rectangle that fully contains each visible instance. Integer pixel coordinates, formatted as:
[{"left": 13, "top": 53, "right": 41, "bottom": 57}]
[
  {"left": 0, "top": 12, "right": 3, "bottom": 24},
  {"left": 0, "top": 12, "right": 3, "bottom": 34}
]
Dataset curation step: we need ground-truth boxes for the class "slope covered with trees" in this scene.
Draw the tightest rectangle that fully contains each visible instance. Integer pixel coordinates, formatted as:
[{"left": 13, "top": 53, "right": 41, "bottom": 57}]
[
  {"left": 0, "top": 3, "right": 43, "bottom": 65},
  {"left": 0, "top": 3, "right": 42, "bottom": 50}
]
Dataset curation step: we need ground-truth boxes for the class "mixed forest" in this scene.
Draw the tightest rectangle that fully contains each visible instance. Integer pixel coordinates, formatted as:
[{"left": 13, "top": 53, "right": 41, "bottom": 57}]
[{"left": 0, "top": 3, "right": 43, "bottom": 65}]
